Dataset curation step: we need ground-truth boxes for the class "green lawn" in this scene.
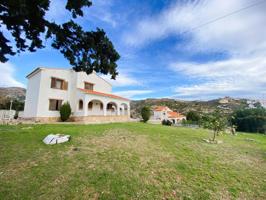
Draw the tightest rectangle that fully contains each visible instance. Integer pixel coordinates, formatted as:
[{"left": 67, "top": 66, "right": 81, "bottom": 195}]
[{"left": 0, "top": 123, "right": 265, "bottom": 200}]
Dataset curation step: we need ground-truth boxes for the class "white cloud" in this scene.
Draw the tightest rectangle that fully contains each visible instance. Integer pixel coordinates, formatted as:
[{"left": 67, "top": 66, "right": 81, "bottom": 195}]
[
  {"left": 114, "top": 90, "right": 153, "bottom": 99},
  {"left": 45, "top": 0, "right": 72, "bottom": 23},
  {"left": 45, "top": 0, "right": 117, "bottom": 27},
  {"left": 101, "top": 72, "right": 141, "bottom": 87},
  {"left": 0, "top": 63, "right": 25, "bottom": 88},
  {"left": 171, "top": 56, "right": 266, "bottom": 99},
  {"left": 123, "top": 0, "right": 266, "bottom": 99},
  {"left": 123, "top": 0, "right": 266, "bottom": 55},
  {"left": 84, "top": 0, "right": 117, "bottom": 27}
]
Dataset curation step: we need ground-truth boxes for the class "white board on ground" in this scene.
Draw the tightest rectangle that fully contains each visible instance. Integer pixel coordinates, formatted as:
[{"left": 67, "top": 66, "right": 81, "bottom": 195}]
[{"left": 43, "top": 134, "right": 70, "bottom": 145}]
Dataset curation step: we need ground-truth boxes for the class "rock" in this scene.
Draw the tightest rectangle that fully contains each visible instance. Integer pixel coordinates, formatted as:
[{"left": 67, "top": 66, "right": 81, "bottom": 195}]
[
  {"left": 203, "top": 139, "right": 210, "bottom": 143},
  {"left": 43, "top": 134, "right": 70, "bottom": 145},
  {"left": 245, "top": 138, "right": 255, "bottom": 142},
  {"left": 203, "top": 139, "right": 223, "bottom": 144}
]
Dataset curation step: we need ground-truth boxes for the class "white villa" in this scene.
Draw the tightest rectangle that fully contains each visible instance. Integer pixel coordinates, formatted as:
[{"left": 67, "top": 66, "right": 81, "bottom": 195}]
[
  {"left": 23, "top": 67, "right": 130, "bottom": 123},
  {"left": 152, "top": 106, "right": 186, "bottom": 124}
]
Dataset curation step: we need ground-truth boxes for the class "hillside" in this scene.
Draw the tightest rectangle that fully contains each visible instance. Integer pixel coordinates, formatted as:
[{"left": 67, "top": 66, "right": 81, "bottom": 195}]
[
  {"left": 0, "top": 87, "right": 26, "bottom": 102},
  {"left": 0, "top": 87, "right": 26, "bottom": 110},
  {"left": 130, "top": 97, "right": 249, "bottom": 118}
]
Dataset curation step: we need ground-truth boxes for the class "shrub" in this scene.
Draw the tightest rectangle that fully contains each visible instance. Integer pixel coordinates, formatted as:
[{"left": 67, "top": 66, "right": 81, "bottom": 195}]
[
  {"left": 162, "top": 119, "right": 172, "bottom": 126},
  {"left": 60, "top": 102, "right": 71, "bottom": 122},
  {"left": 141, "top": 106, "right": 151, "bottom": 123}
]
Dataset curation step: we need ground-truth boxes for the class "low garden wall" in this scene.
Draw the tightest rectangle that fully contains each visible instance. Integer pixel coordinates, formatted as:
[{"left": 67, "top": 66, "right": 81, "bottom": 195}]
[{"left": 22, "top": 115, "right": 130, "bottom": 124}]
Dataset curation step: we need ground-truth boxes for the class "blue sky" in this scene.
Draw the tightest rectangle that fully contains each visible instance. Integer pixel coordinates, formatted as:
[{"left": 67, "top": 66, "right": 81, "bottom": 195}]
[{"left": 1, "top": 0, "right": 266, "bottom": 100}]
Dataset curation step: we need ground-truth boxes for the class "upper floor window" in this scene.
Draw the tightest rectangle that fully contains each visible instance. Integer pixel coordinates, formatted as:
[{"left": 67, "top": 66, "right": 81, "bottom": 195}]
[
  {"left": 49, "top": 99, "right": 63, "bottom": 111},
  {"left": 51, "top": 77, "right": 68, "bottom": 90},
  {"left": 84, "top": 82, "right": 94, "bottom": 90}
]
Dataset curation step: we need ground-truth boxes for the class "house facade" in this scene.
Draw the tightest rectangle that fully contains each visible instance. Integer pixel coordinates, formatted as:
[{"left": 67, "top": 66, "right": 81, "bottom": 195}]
[
  {"left": 23, "top": 67, "right": 130, "bottom": 123},
  {"left": 152, "top": 106, "right": 185, "bottom": 124}
]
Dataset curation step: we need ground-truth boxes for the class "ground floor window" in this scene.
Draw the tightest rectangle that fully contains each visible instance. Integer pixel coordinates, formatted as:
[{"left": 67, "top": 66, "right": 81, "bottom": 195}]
[
  {"left": 49, "top": 99, "right": 63, "bottom": 111},
  {"left": 79, "top": 100, "right": 83, "bottom": 110}
]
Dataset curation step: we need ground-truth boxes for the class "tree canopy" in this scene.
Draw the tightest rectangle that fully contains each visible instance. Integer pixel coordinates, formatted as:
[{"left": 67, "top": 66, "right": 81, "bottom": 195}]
[
  {"left": 231, "top": 108, "right": 266, "bottom": 134},
  {"left": 201, "top": 110, "right": 228, "bottom": 141},
  {"left": 186, "top": 110, "right": 201, "bottom": 122},
  {"left": 0, "top": 0, "right": 120, "bottom": 78}
]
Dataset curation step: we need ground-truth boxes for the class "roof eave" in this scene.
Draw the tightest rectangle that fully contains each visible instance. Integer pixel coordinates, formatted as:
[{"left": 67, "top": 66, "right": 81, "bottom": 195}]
[{"left": 26, "top": 67, "right": 42, "bottom": 79}]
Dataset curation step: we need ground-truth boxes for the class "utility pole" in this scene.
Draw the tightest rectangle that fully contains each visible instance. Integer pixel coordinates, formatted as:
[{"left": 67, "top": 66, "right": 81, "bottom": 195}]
[{"left": 9, "top": 100, "right": 13, "bottom": 121}]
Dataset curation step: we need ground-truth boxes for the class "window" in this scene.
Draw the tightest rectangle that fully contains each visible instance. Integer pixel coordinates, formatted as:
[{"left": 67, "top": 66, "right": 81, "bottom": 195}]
[
  {"left": 84, "top": 82, "right": 94, "bottom": 90},
  {"left": 49, "top": 99, "right": 63, "bottom": 111},
  {"left": 79, "top": 100, "right": 83, "bottom": 110},
  {"left": 51, "top": 77, "right": 68, "bottom": 90},
  {"left": 88, "top": 102, "right": 93, "bottom": 109}
]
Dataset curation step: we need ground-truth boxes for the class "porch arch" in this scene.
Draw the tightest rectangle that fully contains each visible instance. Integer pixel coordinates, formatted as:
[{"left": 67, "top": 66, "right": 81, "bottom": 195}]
[
  {"left": 120, "top": 103, "right": 129, "bottom": 115},
  {"left": 106, "top": 102, "right": 118, "bottom": 115},
  {"left": 88, "top": 99, "right": 104, "bottom": 116}
]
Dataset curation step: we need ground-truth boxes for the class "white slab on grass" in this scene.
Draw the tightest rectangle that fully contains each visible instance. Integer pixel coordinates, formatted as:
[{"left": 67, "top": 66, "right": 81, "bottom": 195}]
[{"left": 43, "top": 134, "right": 70, "bottom": 145}]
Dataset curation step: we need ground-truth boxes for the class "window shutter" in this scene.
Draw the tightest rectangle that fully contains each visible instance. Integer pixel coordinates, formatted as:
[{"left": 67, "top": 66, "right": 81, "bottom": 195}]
[
  {"left": 51, "top": 78, "right": 56, "bottom": 88},
  {"left": 63, "top": 81, "right": 68, "bottom": 90}
]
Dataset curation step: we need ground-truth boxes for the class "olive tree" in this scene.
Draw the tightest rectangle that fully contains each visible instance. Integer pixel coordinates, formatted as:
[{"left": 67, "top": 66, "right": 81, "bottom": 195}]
[{"left": 201, "top": 110, "right": 228, "bottom": 141}]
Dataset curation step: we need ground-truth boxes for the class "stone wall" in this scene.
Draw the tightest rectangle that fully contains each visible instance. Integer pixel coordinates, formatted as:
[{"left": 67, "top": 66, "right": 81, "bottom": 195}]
[
  {"left": 23, "top": 115, "right": 130, "bottom": 123},
  {"left": 72, "top": 115, "right": 130, "bottom": 124}
]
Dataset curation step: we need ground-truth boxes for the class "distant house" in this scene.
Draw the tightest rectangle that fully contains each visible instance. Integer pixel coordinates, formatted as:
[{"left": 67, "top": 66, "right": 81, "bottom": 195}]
[
  {"left": 152, "top": 106, "right": 185, "bottom": 124},
  {"left": 23, "top": 67, "right": 130, "bottom": 123}
]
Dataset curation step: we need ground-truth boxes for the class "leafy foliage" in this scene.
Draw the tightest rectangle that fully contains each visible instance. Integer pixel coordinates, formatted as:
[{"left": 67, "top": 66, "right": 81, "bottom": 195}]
[
  {"left": 0, "top": 0, "right": 119, "bottom": 78},
  {"left": 141, "top": 106, "right": 151, "bottom": 123},
  {"left": 186, "top": 111, "right": 201, "bottom": 122},
  {"left": 231, "top": 108, "right": 266, "bottom": 134},
  {"left": 162, "top": 119, "right": 172, "bottom": 126},
  {"left": 60, "top": 102, "right": 72, "bottom": 122},
  {"left": 201, "top": 110, "right": 228, "bottom": 141},
  {"left": 0, "top": 99, "right": 24, "bottom": 111}
]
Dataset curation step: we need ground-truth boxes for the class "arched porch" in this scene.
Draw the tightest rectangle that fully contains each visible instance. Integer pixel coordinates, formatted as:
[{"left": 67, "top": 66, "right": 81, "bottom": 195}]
[
  {"left": 120, "top": 103, "right": 129, "bottom": 116},
  {"left": 106, "top": 102, "right": 118, "bottom": 116},
  {"left": 87, "top": 99, "right": 104, "bottom": 116}
]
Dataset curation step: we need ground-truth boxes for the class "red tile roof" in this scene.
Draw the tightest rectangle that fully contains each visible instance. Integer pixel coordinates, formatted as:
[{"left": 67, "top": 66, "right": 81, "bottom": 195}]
[
  {"left": 153, "top": 106, "right": 169, "bottom": 111},
  {"left": 79, "top": 88, "right": 130, "bottom": 101},
  {"left": 167, "top": 111, "right": 185, "bottom": 119}
]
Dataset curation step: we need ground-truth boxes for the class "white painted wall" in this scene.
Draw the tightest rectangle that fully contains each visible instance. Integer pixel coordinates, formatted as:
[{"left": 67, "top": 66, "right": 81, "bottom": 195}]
[
  {"left": 153, "top": 110, "right": 168, "bottom": 120},
  {"left": 24, "top": 72, "right": 41, "bottom": 117},
  {"left": 36, "top": 69, "right": 72, "bottom": 117},
  {"left": 76, "top": 72, "right": 112, "bottom": 93}
]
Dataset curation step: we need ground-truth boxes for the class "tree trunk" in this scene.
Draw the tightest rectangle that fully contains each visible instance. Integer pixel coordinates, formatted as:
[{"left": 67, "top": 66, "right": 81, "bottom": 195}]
[{"left": 212, "top": 131, "right": 216, "bottom": 141}]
